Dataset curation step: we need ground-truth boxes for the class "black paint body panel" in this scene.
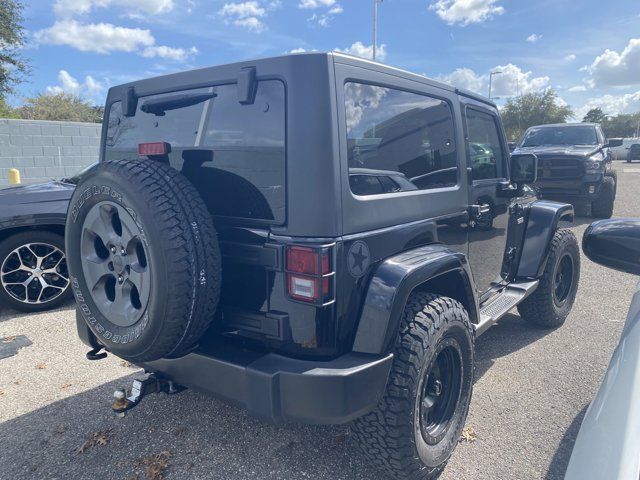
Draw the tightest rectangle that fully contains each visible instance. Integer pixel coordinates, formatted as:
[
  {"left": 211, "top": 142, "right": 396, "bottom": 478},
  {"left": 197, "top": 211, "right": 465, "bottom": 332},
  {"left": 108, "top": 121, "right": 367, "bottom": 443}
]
[{"left": 0, "top": 181, "right": 75, "bottom": 231}]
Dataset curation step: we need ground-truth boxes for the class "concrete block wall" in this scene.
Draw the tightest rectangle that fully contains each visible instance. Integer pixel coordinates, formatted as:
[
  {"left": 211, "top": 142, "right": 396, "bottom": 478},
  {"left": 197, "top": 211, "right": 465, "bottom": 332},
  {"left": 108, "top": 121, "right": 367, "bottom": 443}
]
[{"left": 0, "top": 119, "right": 101, "bottom": 187}]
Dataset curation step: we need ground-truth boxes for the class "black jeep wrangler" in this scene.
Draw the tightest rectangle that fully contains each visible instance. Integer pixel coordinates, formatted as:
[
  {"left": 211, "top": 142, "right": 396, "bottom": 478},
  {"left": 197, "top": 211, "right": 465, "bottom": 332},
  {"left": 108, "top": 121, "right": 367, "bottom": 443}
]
[
  {"left": 66, "top": 53, "right": 580, "bottom": 480},
  {"left": 513, "top": 123, "right": 623, "bottom": 218}
]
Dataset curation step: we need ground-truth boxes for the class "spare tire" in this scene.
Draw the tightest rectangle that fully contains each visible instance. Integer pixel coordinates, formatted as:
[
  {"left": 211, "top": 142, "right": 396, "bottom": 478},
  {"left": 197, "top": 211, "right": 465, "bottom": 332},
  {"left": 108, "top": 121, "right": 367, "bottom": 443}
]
[{"left": 65, "top": 159, "right": 221, "bottom": 362}]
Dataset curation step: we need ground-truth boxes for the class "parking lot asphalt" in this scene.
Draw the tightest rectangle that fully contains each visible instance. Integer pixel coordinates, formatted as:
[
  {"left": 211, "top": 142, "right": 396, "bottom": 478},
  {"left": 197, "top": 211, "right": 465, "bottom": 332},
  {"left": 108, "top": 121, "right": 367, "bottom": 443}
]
[{"left": 1, "top": 161, "right": 639, "bottom": 480}]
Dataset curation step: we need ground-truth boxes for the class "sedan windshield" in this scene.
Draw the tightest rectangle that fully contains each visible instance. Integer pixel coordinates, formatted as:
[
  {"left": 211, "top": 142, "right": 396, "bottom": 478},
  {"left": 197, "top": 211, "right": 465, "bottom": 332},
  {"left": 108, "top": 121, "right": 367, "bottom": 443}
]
[{"left": 521, "top": 126, "right": 598, "bottom": 147}]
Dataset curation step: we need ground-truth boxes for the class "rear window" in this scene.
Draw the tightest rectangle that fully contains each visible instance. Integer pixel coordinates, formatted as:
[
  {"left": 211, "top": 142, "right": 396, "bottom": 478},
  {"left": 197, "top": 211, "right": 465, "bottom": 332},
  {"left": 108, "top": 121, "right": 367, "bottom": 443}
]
[{"left": 105, "top": 80, "right": 286, "bottom": 223}]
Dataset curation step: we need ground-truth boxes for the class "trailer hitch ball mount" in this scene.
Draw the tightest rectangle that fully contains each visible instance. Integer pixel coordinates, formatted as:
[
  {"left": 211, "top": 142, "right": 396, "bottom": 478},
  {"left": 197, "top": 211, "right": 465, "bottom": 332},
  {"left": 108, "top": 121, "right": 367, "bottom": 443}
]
[{"left": 112, "top": 373, "right": 185, "bottom": 416}]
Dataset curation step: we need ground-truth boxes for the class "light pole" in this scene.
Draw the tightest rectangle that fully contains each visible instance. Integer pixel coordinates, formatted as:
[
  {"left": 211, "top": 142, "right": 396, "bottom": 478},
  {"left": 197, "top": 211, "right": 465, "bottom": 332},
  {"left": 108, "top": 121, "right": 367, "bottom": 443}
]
[
  {"left": 373, "top": 0, "right": 383, "bottom": 61},
  {"left": 488, "top": 70, "right": 502, "bottom": 99}
]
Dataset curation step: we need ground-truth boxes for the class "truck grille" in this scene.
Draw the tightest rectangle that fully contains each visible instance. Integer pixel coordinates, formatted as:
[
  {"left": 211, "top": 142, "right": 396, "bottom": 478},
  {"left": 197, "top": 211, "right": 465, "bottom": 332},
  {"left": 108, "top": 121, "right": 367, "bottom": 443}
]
[{"left": 537, "top": 157, "right": 583, "bottom": 180}]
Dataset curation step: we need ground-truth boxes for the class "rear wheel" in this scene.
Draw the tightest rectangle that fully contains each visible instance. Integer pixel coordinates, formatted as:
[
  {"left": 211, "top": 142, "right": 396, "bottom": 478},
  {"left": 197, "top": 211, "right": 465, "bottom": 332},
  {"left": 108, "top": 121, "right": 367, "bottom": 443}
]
[
  {"left": 518, "top": 229, "right": 580, "bottom": 328},
  {"left": 591, "top": 177, "right": 615, "bottom": 218},
  {"left": 0, "top": 231, "right": 71, "bottom": 312},
  {"left": 65, "top": 159, "right": 221, "bottom": 362},
  {"left": 353, "top": 293, "right": 474, "bottom": 480}
]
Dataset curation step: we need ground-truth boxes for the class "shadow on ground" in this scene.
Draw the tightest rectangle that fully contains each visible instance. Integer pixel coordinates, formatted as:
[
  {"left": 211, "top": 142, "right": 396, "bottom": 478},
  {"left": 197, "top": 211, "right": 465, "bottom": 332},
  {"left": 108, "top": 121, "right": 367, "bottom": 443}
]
[
  {"left": 544, "top": 406, "right": 588, "bottom": 480},
  {"left": 0, "top": 374, "right": 378, "bottom": 480},
  {"left": 0, "top": 299, "right": 75, "bottom": 324},
  {"left": 474, "top": 313, "right": 555, "bottom": 381}
]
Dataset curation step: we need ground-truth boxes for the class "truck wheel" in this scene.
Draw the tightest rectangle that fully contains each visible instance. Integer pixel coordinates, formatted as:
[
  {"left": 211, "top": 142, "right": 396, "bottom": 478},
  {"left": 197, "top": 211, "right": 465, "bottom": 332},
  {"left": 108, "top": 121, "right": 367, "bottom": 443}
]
[
  {"left": 65, "top": 160, "right": 221, "bottom": 362},
  {"left": 353, "top": 293, "right": 474, "bottom": 480},
  {"left": 517, "top": 229, "right": 579, "bottom": 328},
  {"left": 606, "top": 170, "right": 618, "bottom": 197},
  {"left": 591, "top": 176, "right": 615, "bottom": 218}
]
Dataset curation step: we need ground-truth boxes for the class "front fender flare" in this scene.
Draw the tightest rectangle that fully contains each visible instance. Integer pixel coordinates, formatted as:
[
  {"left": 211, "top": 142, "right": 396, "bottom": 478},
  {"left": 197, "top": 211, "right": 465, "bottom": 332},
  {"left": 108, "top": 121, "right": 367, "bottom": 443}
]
[
  {"left": 517, "top": 200, "right": 574, "bottom": 278},
  {"left": 352, "top": 244, "right": 478, "bottom": 355}
]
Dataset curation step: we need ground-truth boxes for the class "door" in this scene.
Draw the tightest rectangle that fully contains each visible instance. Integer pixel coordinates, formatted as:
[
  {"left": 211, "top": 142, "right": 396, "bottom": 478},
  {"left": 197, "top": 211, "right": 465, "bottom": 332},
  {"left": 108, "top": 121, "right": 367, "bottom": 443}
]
[{"left": 463, "top": 103, "right": 512, "bottom": 297}]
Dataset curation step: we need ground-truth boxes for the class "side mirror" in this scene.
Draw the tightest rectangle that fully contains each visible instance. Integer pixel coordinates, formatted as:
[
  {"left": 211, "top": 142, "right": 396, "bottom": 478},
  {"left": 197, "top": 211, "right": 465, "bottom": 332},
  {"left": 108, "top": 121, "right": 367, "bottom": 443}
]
[
  {"left": 583, "top": 219, "right": 640, "bottom": 275},
  {"left": 508, "top": 142, "right": 516, "bottom": 152},
  {"left": 606, "top": 138, "right": 623, "bottom": 148},
  {"left": 510, "top": 153, "right": 538, "bottom": 183}
]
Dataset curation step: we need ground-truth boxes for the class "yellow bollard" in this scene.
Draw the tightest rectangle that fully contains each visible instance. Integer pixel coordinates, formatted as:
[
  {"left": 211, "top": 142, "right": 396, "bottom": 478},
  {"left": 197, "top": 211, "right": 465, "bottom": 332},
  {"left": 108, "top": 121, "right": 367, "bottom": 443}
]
[{"left": 8, "top": 168, "right": 21, "bottom": 185}]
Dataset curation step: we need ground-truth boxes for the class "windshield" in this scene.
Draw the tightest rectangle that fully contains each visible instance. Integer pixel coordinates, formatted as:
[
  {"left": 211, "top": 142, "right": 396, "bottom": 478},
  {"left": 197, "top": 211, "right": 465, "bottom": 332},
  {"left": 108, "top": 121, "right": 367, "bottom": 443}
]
[{"left": 521, "top": 125, "right": 598, "bottom": 147}]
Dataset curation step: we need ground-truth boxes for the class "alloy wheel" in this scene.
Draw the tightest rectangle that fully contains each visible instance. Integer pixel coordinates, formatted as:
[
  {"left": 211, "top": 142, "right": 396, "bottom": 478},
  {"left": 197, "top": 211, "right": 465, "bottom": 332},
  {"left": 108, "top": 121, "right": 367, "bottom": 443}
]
[
  {"left": 81, "top": 201, "right": 151, "bottom": 327},
  {"left": 1, "top": 242, "right": 69, "bottom": 305}
]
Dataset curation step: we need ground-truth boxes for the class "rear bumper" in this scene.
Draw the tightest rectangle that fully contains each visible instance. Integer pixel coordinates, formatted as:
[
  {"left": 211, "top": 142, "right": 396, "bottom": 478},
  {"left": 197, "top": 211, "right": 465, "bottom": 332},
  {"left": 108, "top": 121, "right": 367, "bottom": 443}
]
[
  {"left": 76, "top": 310, "right": 392, "bottom": 424},
  {"left": 140, "top": 342, "right": 393, "bottom": 424}
]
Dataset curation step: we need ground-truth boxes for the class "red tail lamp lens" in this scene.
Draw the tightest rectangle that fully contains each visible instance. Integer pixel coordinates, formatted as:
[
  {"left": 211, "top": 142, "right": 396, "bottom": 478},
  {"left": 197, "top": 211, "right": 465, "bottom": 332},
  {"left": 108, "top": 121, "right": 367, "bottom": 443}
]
[
  {"left": 286, "top": 246, "right": 329, "bottom": 275},
  {"left": 138, "top": 142, "right": 169, "bottom": 156},
  {"left": 286, "top": 246, "right": 331, "bottom": 303}
]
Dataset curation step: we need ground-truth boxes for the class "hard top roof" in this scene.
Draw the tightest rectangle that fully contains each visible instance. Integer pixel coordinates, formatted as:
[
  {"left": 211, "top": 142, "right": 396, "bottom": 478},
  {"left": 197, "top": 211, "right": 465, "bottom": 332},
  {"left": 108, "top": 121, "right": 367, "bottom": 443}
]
[{"left": 107, "top": 52, "right": 495, "bottom": 107}]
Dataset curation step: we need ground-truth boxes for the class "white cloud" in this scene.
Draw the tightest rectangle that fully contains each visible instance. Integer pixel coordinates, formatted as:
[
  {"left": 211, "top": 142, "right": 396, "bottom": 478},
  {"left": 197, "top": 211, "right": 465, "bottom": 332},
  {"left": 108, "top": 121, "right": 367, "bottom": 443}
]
[
  {"left": 588, "top": 38, "right": 640, "bottom": 87},
  {"left": 218, "top": 1, "right": 267, "bottom": 32},
  {"left": 219, "top": 1, "right": 265, "bottom": 17},
  {"left": 302, "top": 0, "right": 343, "bottom": 27},
  {"left": 142, "top": 45, "right": 198, "bottom": 61},
  {"left": 335, "top": 41, "right": 386, "bottom": 61},
  {"left": 564, "top": 53, "right": 577, "bottom": 62},
  {"left": 298, "top": 0, "right": 336, "bottom": 8},
  {"left": 526, "top": 33, "right": 542, "bottom": 43},
  {"left": 53, "top": 0, "right": 173, "bottom": 18},
  {"left": 575, "top": 91, "right": 640, "bottom": 120},
  {"left": 46, "top": 70, "right": 105, "bottom": 101},
  {"left": 34, "top": 20, "right": 197, "bottom": 61},
  {"left": 567, "top": 85, "right": 587, "bottom": 92},
  {"left": 438, "top": 63, "right": 549, "bottom": 97},
  {"left": 288, "top": 47, "right": 308, "bottom": 53},
  {"left": 439, "top": 68, "right": 484, "bottom": 92},
  {"left": 429, "top": 0, "right": 504, "bottom": 26},
  {"left": 35, "top": 20, "right": 154, "bottom": 53}
]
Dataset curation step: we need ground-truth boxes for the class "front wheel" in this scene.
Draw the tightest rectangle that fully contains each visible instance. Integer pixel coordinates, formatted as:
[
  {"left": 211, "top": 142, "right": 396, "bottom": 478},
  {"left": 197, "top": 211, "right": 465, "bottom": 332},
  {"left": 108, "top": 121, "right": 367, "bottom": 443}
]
[
  {"left": 518, "top": 228, "right": 580, "bottom": 328},
  {"left": 591, "top": 177, "right": 615, "bottom": 218},
  {"left": 353, "top": 293, "right": 474, "bottom": 480},
  {"left": 0, "top": 231, "right": 72, "bottom": 312}
]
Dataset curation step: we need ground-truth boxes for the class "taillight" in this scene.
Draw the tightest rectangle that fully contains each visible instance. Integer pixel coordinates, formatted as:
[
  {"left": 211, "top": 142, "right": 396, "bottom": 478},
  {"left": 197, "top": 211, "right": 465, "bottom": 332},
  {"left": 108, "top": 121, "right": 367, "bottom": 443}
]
[
  {"left": 285, "top": 245, "right": 333, "bottom": 304},
  {"left": 138, "top": 142, "right": 170, "bottom": 156}
]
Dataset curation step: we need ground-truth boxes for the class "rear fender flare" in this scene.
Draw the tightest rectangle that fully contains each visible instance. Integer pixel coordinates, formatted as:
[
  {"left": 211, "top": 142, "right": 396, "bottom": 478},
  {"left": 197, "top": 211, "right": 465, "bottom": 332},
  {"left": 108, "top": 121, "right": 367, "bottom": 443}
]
[
  {"left": 517, "top": 200, "right": 574, "bottom": 278},
  {"left": 352, "top": 244, "right": 478, "bottom": 355}
]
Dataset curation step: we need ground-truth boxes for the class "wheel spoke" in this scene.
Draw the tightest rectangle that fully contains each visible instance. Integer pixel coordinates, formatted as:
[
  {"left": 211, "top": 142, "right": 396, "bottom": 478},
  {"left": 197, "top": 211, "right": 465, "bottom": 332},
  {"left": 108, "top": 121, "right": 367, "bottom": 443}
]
[
  {"left": 83, "top": 258, "right": 110, "bottom": 290},
  {"left": 2, "top": 265, "right": 32, "bottom": 276},
  {"left": 84, "top": 203, "right": 121, "bottom": 245}
]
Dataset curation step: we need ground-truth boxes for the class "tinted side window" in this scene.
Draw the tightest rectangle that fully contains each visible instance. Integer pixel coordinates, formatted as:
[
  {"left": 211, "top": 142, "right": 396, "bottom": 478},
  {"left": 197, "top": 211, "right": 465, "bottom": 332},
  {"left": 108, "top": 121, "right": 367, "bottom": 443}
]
[
  {"left": 105, "top": 80, "right": 286, "bottom": 223},
  {"left": 344, "top": 82, "right": 457, "bottom": 196},
  {"left": 465, "top": 108, "right": 505, "bottom": 181}
]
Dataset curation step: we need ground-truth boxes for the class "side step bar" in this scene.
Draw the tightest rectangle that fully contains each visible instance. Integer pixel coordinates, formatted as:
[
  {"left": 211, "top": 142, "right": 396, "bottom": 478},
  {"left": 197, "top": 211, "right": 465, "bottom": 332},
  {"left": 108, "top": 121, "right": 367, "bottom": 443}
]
[{"left": 474, "top": 280, "right": 539, "bottom": 336}]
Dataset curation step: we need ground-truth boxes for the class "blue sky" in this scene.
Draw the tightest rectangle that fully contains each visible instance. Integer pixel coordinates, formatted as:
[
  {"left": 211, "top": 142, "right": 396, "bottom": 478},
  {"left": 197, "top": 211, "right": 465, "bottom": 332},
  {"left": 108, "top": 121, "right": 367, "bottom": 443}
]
[{"left": 17, "top": 0, "right": 640, "bottom": 120}]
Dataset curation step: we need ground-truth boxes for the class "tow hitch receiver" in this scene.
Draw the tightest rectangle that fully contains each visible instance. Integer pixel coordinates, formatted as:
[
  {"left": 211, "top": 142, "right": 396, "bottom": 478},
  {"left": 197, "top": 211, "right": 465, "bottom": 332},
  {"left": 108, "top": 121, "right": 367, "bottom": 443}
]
[{"left": 112, "top": 373, "right": 185, "bottom": 416}]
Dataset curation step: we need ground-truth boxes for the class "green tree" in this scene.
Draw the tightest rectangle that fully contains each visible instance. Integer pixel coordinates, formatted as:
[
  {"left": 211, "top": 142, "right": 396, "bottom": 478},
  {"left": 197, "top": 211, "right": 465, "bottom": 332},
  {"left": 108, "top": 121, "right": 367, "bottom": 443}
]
[
  {"left": 0, "top": 96, "right": 18, "bottom": 118},
  {"left": 500, "top": 89, "right": 574, "bottom": 141},
  {"left": 0, "top": 0, "right": 29, "bottom": 97},
  {"left": 602, "top": 113, "right": 640, "bottom": 138},
  {"left": 582, "top": 108, "right": 607, "bottom": 125},
  {"left": 17, "top": 93, "right": 104, "bottom": 123}
]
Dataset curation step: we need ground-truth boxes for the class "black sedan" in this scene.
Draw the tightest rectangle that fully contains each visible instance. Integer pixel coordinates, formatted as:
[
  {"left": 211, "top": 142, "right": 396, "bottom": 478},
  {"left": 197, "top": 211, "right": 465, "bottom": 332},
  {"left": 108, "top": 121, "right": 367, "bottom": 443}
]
[{"left": 0, "top": 166, "right": 92, "bottom": 312}]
